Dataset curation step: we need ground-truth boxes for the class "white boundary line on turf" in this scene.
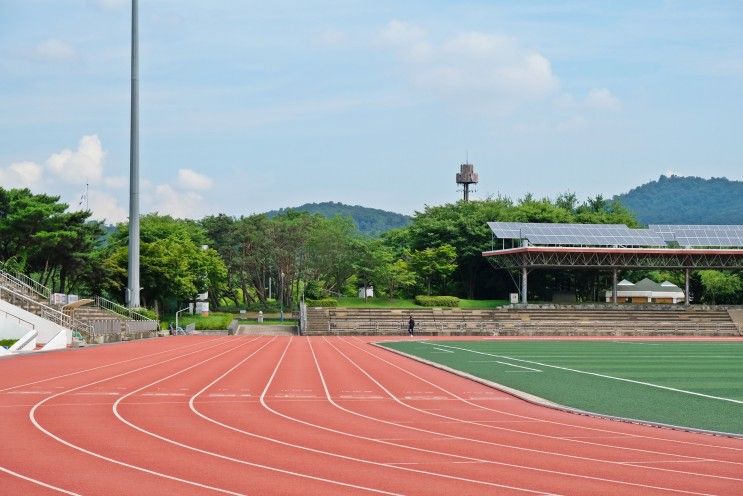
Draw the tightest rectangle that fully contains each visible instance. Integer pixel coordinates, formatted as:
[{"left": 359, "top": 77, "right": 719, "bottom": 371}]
[
  {"left": 365, "top": 337, "right": 743, "bottom": 451},
  {"left": 318, "top": 337, "right": 732, "bottom": 494},
  {"left": 351, "top": 338, "right": 743, "bottom": 479},
  {"left": 116, "top": 337, "right": 400, "bottom": 496},
  {"left": 420, "top": 342, "right": 743, "bottom": 405},
  {"left": 26, "top": 338, "right": 254, "bottom": 495}
]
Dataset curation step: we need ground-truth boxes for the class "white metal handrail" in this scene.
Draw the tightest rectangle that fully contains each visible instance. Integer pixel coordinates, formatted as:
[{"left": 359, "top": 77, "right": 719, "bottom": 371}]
[
  {"left": 0, "top": 270, "right": 49, "bottom": 301},
  {"left": 0, "top": 262, "right": 51, "bottom": 300},
  {"left": 0, "top": 284, "right": 93, "bottom": 339},
  {"left": 95, "top": 296, "right": 156, "bottom": 322}
]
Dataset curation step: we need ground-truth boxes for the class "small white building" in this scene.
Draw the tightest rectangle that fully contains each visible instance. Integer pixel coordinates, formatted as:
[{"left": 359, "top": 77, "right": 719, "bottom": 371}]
[
  {"left": 358, "top": 286, "right": 374, "bottom": 298},
  {"left": 605, "top": 278, "right": 685, "bottom": 304}
]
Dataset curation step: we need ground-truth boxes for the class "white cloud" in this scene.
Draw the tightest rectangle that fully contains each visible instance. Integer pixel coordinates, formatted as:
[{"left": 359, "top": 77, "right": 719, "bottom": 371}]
[
  {"left": 177, "top": 168, "right": 213, "bottom": 190},
  {"left": 379, "top": 21, "right": 559, "bottom": 108},
  {"left": 47, "top": 134, "right": 105, "bottom": 183},
  {"left": 103, "top": 176, "right": 128, "bottom": 189},
  {"left": 585, "top": 88, "right": 622, "bottom": 111},
  {"left": 153, "top": 184, "right": 205, "bottom": 218},
  {"left": 87, "top": 190, "right": 127, "bottom": 223},
  {"left": 0, "top": 161, "right": 44, "bottom": 188},
  {"left": 378, "top": 20, "right": 432, "bottom": 62},
  {"left": 34, "top": 39, "right": 77, "bottom": 61}
]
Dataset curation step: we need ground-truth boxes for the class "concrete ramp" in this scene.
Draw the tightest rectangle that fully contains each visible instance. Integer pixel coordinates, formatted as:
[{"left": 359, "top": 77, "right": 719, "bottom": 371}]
[
  {"left": 237, "top": 325, "right": 296, "bottom": 336},
  {"left": 40, "top": 329, "right": 67, "bottom": 351},
  {"left": 9, "top": 330, "right": 37, "bottom": 352}
]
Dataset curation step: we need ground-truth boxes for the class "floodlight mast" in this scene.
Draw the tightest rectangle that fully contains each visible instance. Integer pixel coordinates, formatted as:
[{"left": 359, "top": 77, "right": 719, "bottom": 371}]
[{"left": 127, "top": 0, "right": 140, "bottom": 308}]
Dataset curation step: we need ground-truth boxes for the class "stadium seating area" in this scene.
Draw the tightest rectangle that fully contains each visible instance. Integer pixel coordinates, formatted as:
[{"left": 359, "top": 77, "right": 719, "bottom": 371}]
[{"left": 304, "top": 306, "right": 741, "bottom": 336}]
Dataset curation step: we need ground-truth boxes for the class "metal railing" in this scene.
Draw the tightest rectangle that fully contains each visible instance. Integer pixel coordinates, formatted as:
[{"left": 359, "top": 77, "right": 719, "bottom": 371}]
[
  {"left": 0, "top": 269, "right": 49, "bottom": 302},
  {"left": 0, "top": 284, "right": 93, "bottom": 340},
  {"left": 95, "top": 296, "right": 156, "bottom": 322},
  {"left": 0, "top": 262, "right": 51, "bottom": 300}
]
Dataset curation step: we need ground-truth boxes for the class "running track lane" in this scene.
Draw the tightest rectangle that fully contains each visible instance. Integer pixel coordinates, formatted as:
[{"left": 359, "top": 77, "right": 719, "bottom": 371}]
[{"left": 0, "top": 336, "right": 739, "bottom": 495}]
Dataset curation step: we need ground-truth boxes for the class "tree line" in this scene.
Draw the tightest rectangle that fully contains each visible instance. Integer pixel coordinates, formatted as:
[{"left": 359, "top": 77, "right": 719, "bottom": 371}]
[{"left": 1, "top": 186, "right": 741, "bottom": 314}]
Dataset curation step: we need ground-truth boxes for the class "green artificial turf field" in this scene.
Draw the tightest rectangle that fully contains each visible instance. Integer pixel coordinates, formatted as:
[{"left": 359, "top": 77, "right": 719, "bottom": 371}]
[{"left": 378, "top": 340, "right": 743, "bottom": 435}]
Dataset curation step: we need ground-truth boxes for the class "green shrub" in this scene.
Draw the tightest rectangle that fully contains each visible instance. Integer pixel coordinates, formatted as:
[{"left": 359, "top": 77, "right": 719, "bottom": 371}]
[
  {"left": 135, "top": 308, "right": 159, "bottom": 320},
  {"left": 415, "top": 295, "right": 460, "bottom": 307},
  {"left": 218, "top": 301, "right": 281, "bottom": 313},
  {"left": 306, "top": 298, "right": 338, "bottom": 307}
]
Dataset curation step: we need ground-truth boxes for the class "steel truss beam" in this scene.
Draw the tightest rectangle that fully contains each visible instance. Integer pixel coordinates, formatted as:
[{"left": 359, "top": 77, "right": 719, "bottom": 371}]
[{"left": 484, "top": 247, "right": 743, "bottom": 271}]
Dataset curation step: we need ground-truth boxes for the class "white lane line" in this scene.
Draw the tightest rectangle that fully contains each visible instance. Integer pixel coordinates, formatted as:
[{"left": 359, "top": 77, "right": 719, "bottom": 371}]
[
  {"left": 619, "top": 459, "right": 715, "bottom": 465},
  {"left": 319, "top": 338, "right": 724, "bottom": 495},
  {"left": 432, "top": 348, "right": 454, "bottom": 353},
  {"left": 115, "top": 338, "right": 400, "bottom": 496},
  {"left": 28, "top": 338, "right": 258, "bottom": 495},
  {"left": 4, "top": 391, "right": 53, "bottom": 395},
  {"left": 0, "top": 465, "right": 80, "bottom": 495},
  {"left": 422, "top": 342, "right": 743, "bottom": 405},
  {"left": 349, "top": 338, "right": 743, "bottom": 481},
  {"left": 0, "top": 336, "right": 225, "bottom": 394},
  {"left": 360, "top": 337, "right": 743, "bottom": 454}
]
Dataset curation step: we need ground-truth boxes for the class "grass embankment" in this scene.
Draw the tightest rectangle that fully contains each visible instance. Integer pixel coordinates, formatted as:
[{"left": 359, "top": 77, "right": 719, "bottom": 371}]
[
  {"left": 379, "top": 340, "right": 743, "bottom": 435},
  {"left": 336, "top": 297, "right": 507, "bottom": 309},
  {"left": 0, "top": 339, "right": 18, "bottom": 348},
  {"left": 160, "top": 312, "right": 234, "bottom": 331}
]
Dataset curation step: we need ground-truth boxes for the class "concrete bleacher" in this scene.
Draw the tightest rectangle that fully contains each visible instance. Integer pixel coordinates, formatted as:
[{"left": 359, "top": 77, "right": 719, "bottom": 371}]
[
  {"left": 305, "top": 305, "right": 741, "bottom": 337},
  {"left": 0, "top": 265, "right": 158, "bottom": 345}
]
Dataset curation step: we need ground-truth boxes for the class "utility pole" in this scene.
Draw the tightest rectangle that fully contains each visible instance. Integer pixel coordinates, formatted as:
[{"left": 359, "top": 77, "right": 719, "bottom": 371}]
[{"left": 127, "top": 0, "right": 140, "bottom": 308}]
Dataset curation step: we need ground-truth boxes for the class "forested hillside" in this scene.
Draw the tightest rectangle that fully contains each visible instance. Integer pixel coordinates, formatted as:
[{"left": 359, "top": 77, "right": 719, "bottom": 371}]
[
  {"left": 617, "top": 176, "right": 743, "bottom": 225},
  {"left": 266, "top": 202, "right": 410, "bottom": 235}
]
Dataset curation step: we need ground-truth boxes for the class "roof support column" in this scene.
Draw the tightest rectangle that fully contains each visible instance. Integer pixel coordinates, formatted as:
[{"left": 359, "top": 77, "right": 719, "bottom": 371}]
[
  {"left": 521, "top": 267, "right": 528, "bottom": 305},
  {"left": 612, "top": 268, "right": 618, "bottom": 305},
  {"left": 685, "top": 268, "right": 690, "bottom": 306}
]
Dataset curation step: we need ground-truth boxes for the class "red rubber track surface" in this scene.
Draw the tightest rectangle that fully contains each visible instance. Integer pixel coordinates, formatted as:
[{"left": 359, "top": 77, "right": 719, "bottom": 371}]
[{"left": 0, "top": 335, "right": 741, "bottom": 495}]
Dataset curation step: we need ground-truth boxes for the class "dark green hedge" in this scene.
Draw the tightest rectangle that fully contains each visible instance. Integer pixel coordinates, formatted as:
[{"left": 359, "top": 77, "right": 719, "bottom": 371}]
[
  {"left": 415, "top": 295, "right": 460, "bottom": 307},
  {"left": 306, "top": 298, "right": 338, "bottom": 307}
]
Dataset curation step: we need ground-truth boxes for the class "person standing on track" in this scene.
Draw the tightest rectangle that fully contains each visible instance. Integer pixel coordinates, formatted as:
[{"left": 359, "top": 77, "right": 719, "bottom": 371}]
[{"left": 408, "top": 316, "right": 415, "bottom": 336}]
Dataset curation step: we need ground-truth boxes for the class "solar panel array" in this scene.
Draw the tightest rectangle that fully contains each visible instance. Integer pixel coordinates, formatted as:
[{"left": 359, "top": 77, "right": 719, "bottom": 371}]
[
  {"left": 488, "top": 222, "right": 743, "bottom": 248},
  {"left": 649, "top": 225, "right": 743, "bottom": 248},
  {"left": 487, "top": 222, "right": 666, "bottom": 247}
]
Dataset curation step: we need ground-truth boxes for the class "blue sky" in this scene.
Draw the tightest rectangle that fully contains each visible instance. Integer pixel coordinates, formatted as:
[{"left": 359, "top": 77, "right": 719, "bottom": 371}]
[{"left": 1, "top": 1, "right": 741, "bottom": 222}]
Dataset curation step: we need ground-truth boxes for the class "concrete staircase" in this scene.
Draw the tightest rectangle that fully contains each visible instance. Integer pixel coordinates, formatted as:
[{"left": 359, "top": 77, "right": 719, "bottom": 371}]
[
  {"left": 305, "top": 305, "right": 741, "bottom": 337},
  {"left": 0, "top": 265, "right": 158, "bottom": 344}
]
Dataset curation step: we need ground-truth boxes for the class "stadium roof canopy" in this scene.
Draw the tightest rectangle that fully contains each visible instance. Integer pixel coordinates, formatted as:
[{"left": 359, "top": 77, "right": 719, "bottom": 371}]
[
  {"left": 482, "top": 222, "right": 743, "bottom": 304},
  {"left": 487, "top": 222, "right": 743, "bottom": 248}
]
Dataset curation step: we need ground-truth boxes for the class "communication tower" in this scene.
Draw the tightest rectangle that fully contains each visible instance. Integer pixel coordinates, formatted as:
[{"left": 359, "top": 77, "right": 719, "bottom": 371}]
[{"left": 455, "top": 162, "right": 478, "bottom": 202}]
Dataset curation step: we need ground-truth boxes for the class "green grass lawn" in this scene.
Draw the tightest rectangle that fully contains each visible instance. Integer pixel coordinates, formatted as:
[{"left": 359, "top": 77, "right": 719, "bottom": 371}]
[
  {"left": 378, "top": 340, "right": 743, "bottom": 435},
  {"left": 336, "top": 297, "right": 507, "bottom": 309},
  {"left": 0, "top": 339, "right": 18, "bottom": 348}
]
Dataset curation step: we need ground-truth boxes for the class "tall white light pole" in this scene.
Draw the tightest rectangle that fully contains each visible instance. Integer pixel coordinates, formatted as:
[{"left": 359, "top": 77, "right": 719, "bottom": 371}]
[{"left": 127, "top": 0, "right": 140, "bottom": 308}]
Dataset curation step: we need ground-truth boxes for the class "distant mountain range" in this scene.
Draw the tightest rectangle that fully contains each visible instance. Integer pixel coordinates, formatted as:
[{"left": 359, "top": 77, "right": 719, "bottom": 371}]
[
  {"left": 616, "top": 175, "right": 743, "bottom": 225},
  {"left": 261, "top": 176, "right": 741, "bottom": 236},
  {"left": 266, "top": 201, "right": 411, "bottom": 236}
]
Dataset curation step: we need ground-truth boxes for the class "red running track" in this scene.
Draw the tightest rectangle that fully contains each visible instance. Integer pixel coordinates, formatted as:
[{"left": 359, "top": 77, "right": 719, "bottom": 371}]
[{"left": 0, "top": 335, "right": 741, "bottom": 495}]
